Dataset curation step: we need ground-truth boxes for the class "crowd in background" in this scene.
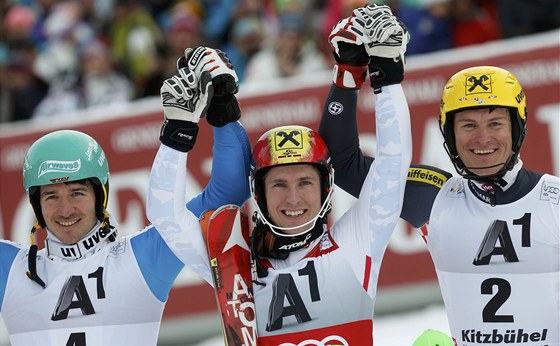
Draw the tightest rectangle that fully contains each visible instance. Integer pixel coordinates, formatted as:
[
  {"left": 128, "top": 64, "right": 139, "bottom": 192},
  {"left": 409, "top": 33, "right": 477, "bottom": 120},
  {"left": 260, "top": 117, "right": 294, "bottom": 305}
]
[{"left": 1, "top": 0, "right": 558, "bottom": 123}]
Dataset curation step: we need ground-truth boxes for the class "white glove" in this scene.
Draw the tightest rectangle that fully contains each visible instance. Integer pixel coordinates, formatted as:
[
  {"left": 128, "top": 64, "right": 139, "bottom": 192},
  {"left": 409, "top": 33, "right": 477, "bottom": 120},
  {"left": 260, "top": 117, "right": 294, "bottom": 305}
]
[
  {"left": 179, "top": 46, "right": 241, "bottom": 127},
  {"left": 182, "top": 46, "right": 239, "bottom": 96},
  {"left": 353, "top": 3, "right": 394, "bottom": 18},
  {"left": 160, "top": 67, "right": 213, "bottom": 123},
  {"left": 352, "top": 5, "right": 409, "bottom": 59}
]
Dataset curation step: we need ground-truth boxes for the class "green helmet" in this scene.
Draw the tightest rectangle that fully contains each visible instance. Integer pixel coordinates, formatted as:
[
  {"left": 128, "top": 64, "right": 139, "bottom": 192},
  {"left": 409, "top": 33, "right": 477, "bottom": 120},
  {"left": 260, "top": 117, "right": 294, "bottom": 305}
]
[
  {"left": 23, "top": 130, "right": 110, "bottom": 227},
  {"left": 413, "top": 330, "right": 454, "bottom": 346}
]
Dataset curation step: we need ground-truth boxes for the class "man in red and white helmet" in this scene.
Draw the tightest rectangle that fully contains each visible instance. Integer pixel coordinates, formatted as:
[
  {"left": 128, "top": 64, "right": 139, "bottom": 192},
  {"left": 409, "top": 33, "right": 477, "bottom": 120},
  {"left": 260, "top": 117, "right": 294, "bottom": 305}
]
[
  {"left": 249, "top": 125, "right": 334, "bottom": 259},
  {"left": 247, "top": 118, "right": 410, "bottom": 345},
  {"left": 148, "top": 6, "right": 412, "bottom": 344}
]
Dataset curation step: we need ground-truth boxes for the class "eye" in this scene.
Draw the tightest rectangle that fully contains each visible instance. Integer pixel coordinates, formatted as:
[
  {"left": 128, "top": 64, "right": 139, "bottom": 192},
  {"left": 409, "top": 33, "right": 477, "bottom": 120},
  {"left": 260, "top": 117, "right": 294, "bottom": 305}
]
[
  {"left": 271, "top": 182, "right": 286, "bottom": 188},
  {"left": 489, "top": 121, "right": 506, "bottom": 128}
]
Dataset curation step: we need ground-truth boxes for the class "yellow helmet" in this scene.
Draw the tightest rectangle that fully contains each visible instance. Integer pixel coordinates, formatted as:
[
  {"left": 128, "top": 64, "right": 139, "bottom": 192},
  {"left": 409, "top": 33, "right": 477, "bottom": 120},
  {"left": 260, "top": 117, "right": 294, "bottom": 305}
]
[{"left": 439, "top": 66, "right": 528, "bottom": 178}]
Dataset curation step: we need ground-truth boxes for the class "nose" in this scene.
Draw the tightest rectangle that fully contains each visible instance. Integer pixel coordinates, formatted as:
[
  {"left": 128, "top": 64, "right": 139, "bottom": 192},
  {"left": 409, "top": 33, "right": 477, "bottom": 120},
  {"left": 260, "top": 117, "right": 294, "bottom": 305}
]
[
  {"left": 472, "top": 125, "right": 493, "bottom": 145},
  {"left": 285, "top": 186, "right": 302, "bottom": 205},
  {"left": 57, "top": 197, "right": 75, "bottom": 217}
]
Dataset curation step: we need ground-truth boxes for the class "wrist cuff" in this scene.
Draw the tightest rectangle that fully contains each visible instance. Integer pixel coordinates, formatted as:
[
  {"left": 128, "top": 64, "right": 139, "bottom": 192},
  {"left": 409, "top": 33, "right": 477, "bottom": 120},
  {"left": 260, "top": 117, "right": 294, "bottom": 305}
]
[
  {"left": 332, "top": 63, "right": 367, "bottom": 89},
  {"left": 159, "top": 120, "right": 199, "bottom": 152},
  {"left": 369, "top": 56, "right": 404, "bottom": 94}
]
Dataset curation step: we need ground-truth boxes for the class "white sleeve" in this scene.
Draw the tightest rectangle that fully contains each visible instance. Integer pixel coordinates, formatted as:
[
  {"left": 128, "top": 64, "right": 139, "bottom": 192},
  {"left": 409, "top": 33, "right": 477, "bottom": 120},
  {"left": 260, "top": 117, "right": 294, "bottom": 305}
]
[
  {"left": 355, "top": 84, "right": 412, "bottom": 278},
  {"left": 146, "top": 144, "right": 212, "bottom": 285}
]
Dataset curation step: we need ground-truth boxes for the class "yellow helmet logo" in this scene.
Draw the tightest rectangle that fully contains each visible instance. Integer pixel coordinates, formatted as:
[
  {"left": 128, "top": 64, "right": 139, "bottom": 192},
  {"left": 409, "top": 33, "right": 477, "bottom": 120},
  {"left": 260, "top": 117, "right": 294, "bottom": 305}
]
[{"left": 465, "top": 73, "right": 492, "bottom": 94}]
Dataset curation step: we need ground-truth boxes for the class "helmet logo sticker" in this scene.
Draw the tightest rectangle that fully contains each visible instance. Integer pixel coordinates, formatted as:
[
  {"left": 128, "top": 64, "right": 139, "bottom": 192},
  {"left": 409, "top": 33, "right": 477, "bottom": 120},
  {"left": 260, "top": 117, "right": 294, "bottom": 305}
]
[
  {"left": 466, "top": 74, "right": 491, "bottom": 94},
  {"left": 275, "top": 130, "right": 302, "bottom": 148},
  {"left": 50, "top": 176, "right": 70, "bottom": 184},
  {"left": 274, "top": 129, "right": 304, "bottom": 160},
  {"left": 38, "top": 159, "right": 81, "bottom": 178}
]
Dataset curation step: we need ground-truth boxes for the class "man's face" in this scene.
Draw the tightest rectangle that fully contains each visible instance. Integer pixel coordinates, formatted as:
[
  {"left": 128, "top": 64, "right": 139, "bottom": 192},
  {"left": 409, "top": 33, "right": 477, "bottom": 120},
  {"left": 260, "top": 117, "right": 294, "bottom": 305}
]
[
  {"left": 454, "top": 107, "right": 513, "bottom": 177},
  {"left": 264, "top": 164, "right": 322, "bottom": 235},
  {"left": 39, "top": 180, "right": 98, "bottom": 244}
]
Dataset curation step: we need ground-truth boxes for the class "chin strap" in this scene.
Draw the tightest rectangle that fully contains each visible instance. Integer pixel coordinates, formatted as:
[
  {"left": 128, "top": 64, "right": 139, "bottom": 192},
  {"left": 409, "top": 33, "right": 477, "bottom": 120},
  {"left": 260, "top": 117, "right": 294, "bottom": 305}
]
[
  {"left": 101, "top": 210, "right": 117, "bottom": 242},
  {"left": 250, "top": 213, "right": 328, "bottom": 284},
  {"left": 26, "top": 222, "right": 46, "bottom": 288}
]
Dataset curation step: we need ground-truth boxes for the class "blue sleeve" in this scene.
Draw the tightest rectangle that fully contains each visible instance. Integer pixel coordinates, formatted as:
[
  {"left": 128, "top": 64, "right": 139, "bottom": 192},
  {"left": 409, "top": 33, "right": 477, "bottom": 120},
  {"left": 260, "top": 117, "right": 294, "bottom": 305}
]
[
  {"left": 130, "top": 227, "right": 184, "bottom": 302},
  {"left": 187, "top": 121, "right": 252, "bottom": 218},
  {"left": 0, "top": 241, "right": 20, "bottom": 311}
]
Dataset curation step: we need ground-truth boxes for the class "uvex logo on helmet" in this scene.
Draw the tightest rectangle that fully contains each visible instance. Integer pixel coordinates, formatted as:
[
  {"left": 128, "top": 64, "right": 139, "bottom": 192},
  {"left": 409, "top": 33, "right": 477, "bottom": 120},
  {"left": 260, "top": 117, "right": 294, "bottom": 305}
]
[{"left": 38, "top": 159, "right": 81, "bottom": 178}]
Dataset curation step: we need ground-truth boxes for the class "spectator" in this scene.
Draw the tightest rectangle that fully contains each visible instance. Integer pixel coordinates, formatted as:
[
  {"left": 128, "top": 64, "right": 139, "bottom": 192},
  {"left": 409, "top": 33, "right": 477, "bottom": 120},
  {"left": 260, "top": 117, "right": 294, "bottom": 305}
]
[
  {"left": 0, "top": 4, "right": 47, "bottom": 123},
  {"left": 244, "top": 12, "right": 328, "bottom": 83},
  {"left": 142, "top": 2, "right": 206, "bottom": 97},
  {"left": 201, "top": 0, "right": 238, "bottom": 47},
  {"left": 222, "top": 14, "right": 265, "bottom": 83},
  {"left": 31, "top": 41, "right": 82, "bottom": 120},
  {"left": 29, "top": 0, "right": 100, "bottom": 119},
  {"left": 497, "top": 0, "right": 560, "bottom": 38},
  {"left": 0, "top": 41, "right": 47, "bottom": 123},
  {"left": 398, "top": 0, "right": 453, "bottom": 55},
  {"left": 80, "top": 37, "right": 134, "bottom": 108},
  {"left": 451, "top": 0, "right": 500, "bottom": 47},
  {"left": 28, "top": 0, "right": 59, "bottom": 50},
  {"left": 107, "top": 0, "right": 164, "bottom": 97}
]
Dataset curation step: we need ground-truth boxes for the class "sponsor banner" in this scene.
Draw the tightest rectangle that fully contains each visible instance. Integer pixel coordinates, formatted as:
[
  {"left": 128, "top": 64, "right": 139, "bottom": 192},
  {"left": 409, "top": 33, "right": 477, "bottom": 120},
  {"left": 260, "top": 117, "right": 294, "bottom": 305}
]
[{"left": 0, "top": 31, "right": 558, "bottom": 324}]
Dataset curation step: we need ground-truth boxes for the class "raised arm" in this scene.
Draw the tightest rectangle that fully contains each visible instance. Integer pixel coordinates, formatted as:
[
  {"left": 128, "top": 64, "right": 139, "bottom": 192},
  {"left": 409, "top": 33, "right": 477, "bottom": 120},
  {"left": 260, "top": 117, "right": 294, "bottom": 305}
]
[
  {"left": 319, "top": 85, "right": 374, "bottom": 198},
  {"left": 186, "top": 122, "right": 251, "bottom": 218},
  {"left": 342, "top": 7, "right": 412, "bottom": 297},
  {"left": 147, "top": 47, "right": 250, "bottom": 284},
  {"left": 321, "top": 6, "right": 451, "bottom": 228}
]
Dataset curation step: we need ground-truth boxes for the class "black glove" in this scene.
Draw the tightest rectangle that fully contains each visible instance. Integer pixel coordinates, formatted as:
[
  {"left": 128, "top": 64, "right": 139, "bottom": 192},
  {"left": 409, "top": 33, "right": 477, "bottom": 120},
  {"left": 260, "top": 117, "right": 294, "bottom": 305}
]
[
  {"left": 350, "top": 5, "right": 409, "bottom": 93},
  {"left": 182, "top": 47, "right": 241, "bottom": 127},
  {"left": 368, "top": 55, "right": 404, "bottom": 94}
]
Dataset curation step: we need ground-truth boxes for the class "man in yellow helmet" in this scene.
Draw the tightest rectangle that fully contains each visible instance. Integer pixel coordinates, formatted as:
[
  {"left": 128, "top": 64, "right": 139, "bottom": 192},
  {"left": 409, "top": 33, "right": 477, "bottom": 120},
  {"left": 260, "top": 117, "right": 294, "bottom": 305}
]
[{"left": 320, "top": 23, "right": 560, "bottom": 346}]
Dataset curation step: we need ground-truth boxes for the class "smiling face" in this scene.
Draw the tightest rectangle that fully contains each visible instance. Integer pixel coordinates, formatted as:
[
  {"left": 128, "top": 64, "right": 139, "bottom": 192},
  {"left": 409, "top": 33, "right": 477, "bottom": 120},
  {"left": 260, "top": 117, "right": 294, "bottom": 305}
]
[
  {"left": 263, "top": 164, "right": 322, "bottom": 235},
  {"left": 454, "top": 107, "right": 513, "bottom": 177},
  {"left": 39, "top": 180, "right": 98, "bottom": 244}
]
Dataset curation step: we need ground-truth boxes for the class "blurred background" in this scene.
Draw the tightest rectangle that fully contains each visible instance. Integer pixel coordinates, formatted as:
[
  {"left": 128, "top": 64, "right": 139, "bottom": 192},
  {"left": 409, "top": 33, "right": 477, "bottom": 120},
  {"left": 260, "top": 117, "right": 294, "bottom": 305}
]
[
  {"left": 0, "top": 0, "right": 559, "bottom": 345},
  {"left": 1, "top": 0, "right": 559, "bottom": 123}
]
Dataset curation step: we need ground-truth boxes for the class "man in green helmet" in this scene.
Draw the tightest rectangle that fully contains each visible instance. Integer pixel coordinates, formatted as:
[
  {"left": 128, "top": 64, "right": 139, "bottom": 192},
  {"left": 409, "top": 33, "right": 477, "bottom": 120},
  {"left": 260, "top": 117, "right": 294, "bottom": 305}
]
[{"left": 0, "top": 47, "right": 250, "bottom": 345}]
